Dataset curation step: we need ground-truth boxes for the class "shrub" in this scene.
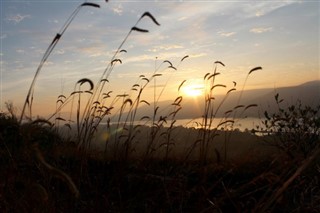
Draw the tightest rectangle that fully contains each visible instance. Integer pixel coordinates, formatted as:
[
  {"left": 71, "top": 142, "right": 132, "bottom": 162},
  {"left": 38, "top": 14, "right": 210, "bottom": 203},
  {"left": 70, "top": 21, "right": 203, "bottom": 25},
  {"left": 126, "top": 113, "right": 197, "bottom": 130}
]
[{"left": 260, "top": 94, "right": 320, "bottom": 159}]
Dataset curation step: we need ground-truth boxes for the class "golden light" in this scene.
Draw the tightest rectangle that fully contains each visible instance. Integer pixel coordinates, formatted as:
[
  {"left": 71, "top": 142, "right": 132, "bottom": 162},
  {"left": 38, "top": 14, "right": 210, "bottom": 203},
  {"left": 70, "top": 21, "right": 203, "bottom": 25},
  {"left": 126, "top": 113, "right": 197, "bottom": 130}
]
[{"left": 181, "top": 84, "right": 204, "bottom": 97}]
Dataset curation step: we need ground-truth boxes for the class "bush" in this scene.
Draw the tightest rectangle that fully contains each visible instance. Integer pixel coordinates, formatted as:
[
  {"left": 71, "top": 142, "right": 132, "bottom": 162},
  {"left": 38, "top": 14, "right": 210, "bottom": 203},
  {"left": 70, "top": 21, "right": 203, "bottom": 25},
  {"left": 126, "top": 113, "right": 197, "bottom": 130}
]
[{"left": 260, "top": 94, "right": 320, "bottom": 159}]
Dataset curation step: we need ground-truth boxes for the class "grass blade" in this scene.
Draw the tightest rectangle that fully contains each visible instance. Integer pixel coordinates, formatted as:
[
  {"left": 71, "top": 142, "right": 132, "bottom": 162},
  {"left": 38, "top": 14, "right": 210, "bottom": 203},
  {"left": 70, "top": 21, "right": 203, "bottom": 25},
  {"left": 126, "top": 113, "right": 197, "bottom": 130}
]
[
  {"left": 81, "top": 2, "right": 100, "bottom": 8},
  {"left": 132, "top": 27, "right": 149, "bottom": 33},
  {"left": 249, "top": 66, "right": 262, "bottom": 75},
  {"left": 141, "top": 12, "right": 160, "bottom": 26}
]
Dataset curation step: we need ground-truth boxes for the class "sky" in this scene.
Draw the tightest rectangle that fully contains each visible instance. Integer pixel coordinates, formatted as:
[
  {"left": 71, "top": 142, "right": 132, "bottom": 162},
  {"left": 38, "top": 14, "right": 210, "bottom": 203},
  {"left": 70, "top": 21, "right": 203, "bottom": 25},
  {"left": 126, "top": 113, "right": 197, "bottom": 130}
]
[{"left": 0, "top": 0, "right": 319, "bottom": 118}]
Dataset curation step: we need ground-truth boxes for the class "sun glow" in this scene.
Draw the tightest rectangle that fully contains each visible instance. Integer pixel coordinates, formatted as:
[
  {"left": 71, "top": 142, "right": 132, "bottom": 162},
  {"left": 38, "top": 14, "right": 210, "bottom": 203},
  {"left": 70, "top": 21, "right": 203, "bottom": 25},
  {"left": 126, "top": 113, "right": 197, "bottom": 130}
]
[{"left": 181, "top": 84, "right": 204, "bottom": 97}]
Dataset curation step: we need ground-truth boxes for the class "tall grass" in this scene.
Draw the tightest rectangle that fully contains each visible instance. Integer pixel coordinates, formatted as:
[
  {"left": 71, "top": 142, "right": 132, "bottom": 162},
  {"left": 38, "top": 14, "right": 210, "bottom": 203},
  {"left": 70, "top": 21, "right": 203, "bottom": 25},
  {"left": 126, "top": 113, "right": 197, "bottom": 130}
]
[
  {"left": 18, "top": 0, "right": 263, "bottom": 165},
  {"left": 43, "top": 11, "right": 161, "bottom": 158},
  {"left": 20, "top": 2, "right": 100, "bottom": 123},
  {"left": 190, "top": 61, "right": 261, "bottom": 165}
]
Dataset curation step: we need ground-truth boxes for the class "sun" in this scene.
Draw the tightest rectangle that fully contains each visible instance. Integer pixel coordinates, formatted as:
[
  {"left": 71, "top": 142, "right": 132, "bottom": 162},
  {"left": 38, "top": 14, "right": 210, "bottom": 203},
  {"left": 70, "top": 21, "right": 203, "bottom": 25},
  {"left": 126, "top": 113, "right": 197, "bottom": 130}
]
[{"left": 181, "top": 84, "right": 204, "bottom": 97}]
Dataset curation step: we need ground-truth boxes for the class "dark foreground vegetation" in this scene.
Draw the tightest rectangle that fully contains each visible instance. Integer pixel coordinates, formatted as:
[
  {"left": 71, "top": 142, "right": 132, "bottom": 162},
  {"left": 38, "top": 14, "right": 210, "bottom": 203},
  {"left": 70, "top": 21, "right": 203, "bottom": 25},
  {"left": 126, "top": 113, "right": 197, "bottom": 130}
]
[{"left": 1, "top": 101, "right": 320, "bottom": 212}]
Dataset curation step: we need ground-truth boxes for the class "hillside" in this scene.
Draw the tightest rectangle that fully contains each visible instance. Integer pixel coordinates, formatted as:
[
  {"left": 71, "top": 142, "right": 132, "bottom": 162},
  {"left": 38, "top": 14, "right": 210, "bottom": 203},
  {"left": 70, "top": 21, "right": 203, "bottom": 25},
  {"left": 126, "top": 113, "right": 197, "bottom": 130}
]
[{"left": 119, "top": 80, "right": 320, "bottom": 120}]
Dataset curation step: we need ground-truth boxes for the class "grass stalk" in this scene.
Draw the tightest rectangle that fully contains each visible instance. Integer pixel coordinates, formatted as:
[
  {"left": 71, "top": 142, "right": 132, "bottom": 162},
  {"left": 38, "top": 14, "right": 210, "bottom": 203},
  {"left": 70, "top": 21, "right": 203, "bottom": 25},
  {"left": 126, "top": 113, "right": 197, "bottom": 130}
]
[{"left": 19, "top": 2, "right": 100, "bottom": 123}]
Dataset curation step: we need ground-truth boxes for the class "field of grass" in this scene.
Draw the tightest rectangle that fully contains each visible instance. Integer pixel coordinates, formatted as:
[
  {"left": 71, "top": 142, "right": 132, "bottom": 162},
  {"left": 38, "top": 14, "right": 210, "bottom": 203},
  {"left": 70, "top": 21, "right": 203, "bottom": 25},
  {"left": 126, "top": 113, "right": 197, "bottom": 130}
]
[
  {"left": 1, "top": 2, "right": 320, "bottom": 212},
  {"left": 1, "top": 111, "right": 320, "bottom": 212}
]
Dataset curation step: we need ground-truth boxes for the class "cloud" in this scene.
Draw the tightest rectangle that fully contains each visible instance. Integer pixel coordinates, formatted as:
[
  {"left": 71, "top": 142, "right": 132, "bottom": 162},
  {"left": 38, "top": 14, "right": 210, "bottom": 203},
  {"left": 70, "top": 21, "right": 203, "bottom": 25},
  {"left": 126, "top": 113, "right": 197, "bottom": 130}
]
[
  {"left": 189, "top": 53, "right": 207, "bottom": 58},
  {"left": 218, "top": 31, "right": 236, "bottom": 37},
  {"left": 241, "top": 1, "right": 297, "bottom": 18},
  {"left": 125, "top": 54, "right": 156, "bottom": 64},
  {"left": 78, "top": 46, "right": 106, "bottom": 57},
  {"left": 48, "top": 19, "right": 59, "bottom": 24},
  {"left": 89, "top": 52, "right": 103, "bottom": 58},
  {"left": 54, "top": 49, "right": 65, "bottom": 55},
  {"left": 16, "top": 49, "right": 25, "bottom": 54},
  {"left": 255, "top": 10, "right": 264, "bottom": 17},
  {"left": 112, "top": 4, "right": 123, "bottom": 15},
  {"left": 148, "top": 44, "right": 184, "bottom": 52},
  {"left": 178, "top": 16, "right": 187, "bottom": 21},
  {"left": 250, "top": 27, "right": 273, "bottom": 34},
  {"left": 6, "top": 14, "right": 31, "bottom": 24}
]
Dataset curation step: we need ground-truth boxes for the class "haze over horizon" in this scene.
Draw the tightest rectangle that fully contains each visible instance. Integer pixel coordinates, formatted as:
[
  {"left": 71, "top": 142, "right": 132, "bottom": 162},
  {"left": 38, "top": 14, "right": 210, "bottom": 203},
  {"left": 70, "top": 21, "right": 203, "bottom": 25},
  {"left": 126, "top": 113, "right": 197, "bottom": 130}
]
[{"left": 1, "top": 0, "right": 319, "bottom": 117}]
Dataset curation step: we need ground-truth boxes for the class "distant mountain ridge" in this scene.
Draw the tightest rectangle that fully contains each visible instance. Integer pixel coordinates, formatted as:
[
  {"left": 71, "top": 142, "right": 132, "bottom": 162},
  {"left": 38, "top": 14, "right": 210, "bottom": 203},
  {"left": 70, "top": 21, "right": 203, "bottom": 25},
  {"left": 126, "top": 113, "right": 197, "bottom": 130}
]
[{"left": 118, "top": 80, "right": 320, "bottom": 120}]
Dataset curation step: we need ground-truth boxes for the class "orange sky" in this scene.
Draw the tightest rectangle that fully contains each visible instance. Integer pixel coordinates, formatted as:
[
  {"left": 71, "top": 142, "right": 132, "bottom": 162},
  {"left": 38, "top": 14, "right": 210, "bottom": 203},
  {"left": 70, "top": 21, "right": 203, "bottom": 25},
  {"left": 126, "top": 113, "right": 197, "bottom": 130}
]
[{"left": 1, "top": 1, "right": 319, "bottom": 118}]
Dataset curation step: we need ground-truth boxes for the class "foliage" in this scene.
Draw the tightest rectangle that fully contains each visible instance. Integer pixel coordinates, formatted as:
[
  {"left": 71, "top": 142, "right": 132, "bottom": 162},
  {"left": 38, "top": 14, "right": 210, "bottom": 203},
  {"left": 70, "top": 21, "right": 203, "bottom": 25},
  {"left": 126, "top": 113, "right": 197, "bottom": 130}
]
[
  {"left": 0, "top": 112, "right": 80, "bottom": 211},
  {"left": 259, "top": 94, "right": 320, "bottom": 159}
]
